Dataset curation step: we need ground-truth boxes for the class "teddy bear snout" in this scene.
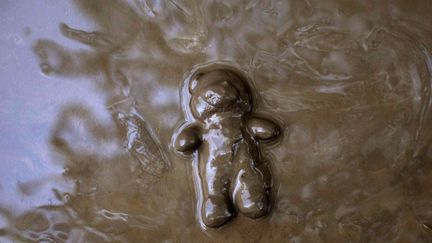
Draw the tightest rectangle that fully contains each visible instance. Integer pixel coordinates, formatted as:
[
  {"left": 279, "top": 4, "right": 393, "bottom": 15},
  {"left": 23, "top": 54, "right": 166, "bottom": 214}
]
[{"left": 201, "top": 81, "right": 239, "bottom": 108}]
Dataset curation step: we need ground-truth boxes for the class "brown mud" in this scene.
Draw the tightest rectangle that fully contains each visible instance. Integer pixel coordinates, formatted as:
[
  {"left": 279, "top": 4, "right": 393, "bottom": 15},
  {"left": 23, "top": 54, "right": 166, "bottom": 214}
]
[{"left": 1, "top": 0, "right": 432, "bottom": 242}]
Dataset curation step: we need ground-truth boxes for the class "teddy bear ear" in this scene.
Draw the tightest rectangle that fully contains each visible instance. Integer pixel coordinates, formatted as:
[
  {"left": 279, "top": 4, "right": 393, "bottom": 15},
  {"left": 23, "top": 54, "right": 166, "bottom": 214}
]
[{"left": 189, "top": 73, "right": 203, "bottom": 94}]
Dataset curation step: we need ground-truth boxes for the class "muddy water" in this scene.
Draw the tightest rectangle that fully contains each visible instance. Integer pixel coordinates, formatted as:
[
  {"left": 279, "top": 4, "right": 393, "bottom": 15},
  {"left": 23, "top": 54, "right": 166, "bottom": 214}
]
[{"left": 1, "top": 0, "right": 432, "bottom": 242}]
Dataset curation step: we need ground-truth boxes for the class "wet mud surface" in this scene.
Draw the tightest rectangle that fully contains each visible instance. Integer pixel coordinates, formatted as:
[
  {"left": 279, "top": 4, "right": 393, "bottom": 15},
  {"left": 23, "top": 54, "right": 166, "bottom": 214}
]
[{"left": 1, "top": 0, "right": 432, "bottom": 242}]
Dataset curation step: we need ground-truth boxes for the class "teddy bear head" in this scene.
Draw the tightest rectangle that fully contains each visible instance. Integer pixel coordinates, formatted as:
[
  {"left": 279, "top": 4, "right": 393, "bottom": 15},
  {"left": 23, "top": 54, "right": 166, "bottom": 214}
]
[{"left": 188, "top": 68, "right": 253, "bottom": 120}]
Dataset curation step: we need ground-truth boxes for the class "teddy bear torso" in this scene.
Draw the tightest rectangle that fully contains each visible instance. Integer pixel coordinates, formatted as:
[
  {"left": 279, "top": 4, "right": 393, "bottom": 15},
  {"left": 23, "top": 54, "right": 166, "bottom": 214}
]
[{"left": 197, "top": 113, "right": 263, "bottom": 199}]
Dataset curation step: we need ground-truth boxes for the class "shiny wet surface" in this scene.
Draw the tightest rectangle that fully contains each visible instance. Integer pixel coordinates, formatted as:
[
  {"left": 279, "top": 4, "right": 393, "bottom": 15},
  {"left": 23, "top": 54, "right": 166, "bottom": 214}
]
[
  {"left": 1, "top": 0, "right": 432, "bottom": 242},
  {"left": 173, "top": 66, "right": 279, "bottom": 228}
]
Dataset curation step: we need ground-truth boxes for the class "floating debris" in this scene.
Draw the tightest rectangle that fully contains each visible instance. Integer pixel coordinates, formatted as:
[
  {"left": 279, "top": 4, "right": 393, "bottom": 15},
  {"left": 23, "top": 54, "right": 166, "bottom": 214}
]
[{"left": 118, "top": 112, "right": 169, "bottom": 176}]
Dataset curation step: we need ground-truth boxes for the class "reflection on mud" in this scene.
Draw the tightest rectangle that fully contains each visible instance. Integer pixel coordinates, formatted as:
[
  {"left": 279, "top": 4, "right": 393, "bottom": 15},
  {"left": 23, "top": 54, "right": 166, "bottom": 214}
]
[{"left": 1, "top": 0, "right": 432, "bottom": 242}]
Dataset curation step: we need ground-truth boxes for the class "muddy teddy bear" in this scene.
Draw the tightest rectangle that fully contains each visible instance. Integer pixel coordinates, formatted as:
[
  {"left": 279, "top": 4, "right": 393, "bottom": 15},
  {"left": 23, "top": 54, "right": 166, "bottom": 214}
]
[{"left": 173, "top": 64, "right": 281, "bottom": 228}]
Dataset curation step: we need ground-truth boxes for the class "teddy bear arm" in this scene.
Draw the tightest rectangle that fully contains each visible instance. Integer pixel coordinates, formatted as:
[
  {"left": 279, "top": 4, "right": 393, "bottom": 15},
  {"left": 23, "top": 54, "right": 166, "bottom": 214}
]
[
  {"left": 246, "top": 117, "right": 280, "bottom": 141},
  {"left": 174, "top": 124, "right": 202, "bottom": 153}
]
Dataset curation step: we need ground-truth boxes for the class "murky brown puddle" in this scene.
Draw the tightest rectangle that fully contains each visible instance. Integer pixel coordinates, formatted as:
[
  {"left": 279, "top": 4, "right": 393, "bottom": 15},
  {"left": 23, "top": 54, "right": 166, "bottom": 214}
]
[{"left": 1, "top": 0, "right": 432, "bottom": 242}]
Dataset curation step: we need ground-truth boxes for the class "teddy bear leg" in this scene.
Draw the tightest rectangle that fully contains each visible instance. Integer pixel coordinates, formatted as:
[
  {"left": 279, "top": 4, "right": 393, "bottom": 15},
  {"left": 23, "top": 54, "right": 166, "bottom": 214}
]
[
  {"left": 201, "top": 194, "right": 233, "bottom": 227},
  {"left": 232, "top": 142, "right": 270, "bottom": 219},
  {"left": 232, "top": 167, "right": 269, "bottom": 219},
  {"left": 200, "top": 160, "right": 233, "bottom": 227}
]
